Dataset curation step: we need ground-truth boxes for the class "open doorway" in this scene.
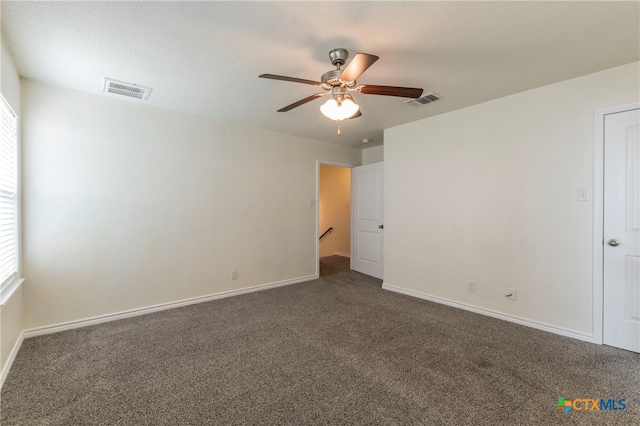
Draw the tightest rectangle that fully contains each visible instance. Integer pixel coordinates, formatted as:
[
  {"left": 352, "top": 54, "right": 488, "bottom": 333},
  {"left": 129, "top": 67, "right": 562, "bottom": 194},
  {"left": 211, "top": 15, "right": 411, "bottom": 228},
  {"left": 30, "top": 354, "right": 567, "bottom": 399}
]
[{"left": 318, "top": 163, "right": 351, "bottom": 277}]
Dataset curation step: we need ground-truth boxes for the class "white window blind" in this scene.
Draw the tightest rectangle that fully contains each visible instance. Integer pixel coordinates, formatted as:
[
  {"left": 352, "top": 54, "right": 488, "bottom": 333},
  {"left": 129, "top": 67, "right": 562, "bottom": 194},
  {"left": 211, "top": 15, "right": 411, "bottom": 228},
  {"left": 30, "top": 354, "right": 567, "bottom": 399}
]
[{"left": 0, "top": 94, "right": 18, "bottom": 291}]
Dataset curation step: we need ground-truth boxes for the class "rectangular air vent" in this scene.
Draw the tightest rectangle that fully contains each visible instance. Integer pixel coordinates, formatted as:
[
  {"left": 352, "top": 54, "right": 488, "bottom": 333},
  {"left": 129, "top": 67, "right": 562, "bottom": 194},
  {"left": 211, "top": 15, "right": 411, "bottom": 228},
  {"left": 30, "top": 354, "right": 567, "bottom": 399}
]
[
  {"left": 103, "top": 78, "right": 152, "bottom": 100},
  {"left": 404, "top": 92, "right": 440, "bottom": 107}
]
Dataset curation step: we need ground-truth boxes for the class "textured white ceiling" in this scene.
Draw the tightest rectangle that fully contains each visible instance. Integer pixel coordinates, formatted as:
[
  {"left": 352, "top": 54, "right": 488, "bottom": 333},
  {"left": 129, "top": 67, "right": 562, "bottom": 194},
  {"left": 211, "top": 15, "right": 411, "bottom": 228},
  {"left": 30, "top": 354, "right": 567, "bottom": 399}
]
[{"left": 2, "top": 1, "right": 639, "bottom": 148}]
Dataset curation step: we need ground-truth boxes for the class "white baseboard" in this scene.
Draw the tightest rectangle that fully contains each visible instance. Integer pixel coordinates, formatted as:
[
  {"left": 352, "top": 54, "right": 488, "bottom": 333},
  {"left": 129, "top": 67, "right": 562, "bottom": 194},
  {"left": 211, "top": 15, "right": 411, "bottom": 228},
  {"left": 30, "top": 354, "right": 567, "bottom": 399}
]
[
  {"left": 333, "top": 252, "right": 350, "bottom": 258},
  {"left": 0, "top": 330, "right": 24, "bottom": 390},
  {"left": 23, "top": 274, "right": 318, "bottom": 339},
  {"left": 382, "top": 283, "right": 594, "bottom": 344}
]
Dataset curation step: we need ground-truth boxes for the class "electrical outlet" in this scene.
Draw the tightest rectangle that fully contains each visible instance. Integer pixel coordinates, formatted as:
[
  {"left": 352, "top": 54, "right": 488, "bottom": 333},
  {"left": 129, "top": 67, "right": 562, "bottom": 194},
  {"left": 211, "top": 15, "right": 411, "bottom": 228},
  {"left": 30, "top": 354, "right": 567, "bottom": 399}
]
[
  {"left": 467, "top": 281, "right": 476, "bottom": 292},
  {"left": 231, "top": 270, "right": 238, "bottom": 280},
  {"left": 506, "top": 288, "right": 517, "bottom": 301}
]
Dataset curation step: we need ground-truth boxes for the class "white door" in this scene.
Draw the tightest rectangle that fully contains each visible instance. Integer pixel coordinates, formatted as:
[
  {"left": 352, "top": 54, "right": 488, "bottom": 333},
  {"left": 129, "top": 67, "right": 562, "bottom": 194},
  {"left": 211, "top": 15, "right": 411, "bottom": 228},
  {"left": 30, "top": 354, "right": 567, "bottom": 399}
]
[
  {"left": 351, "top": 162, "right": 383, "bottom": 279},
  {"left": 603, "top": 107, "right": 640, "bottom": 353}
]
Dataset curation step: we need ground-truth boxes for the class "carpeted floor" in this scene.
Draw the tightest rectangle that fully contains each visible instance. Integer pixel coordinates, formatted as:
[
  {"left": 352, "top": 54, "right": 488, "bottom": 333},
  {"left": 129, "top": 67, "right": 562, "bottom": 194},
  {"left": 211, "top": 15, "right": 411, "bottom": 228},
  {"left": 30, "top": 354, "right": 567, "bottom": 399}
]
[{"left": 1, "top": 256, "right": 638, "bottom": 425}]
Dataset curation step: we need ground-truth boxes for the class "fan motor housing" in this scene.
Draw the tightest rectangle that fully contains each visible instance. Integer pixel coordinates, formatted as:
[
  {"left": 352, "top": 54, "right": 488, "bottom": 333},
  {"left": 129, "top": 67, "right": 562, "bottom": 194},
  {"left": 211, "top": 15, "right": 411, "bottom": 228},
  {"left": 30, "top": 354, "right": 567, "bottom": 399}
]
[
  {"left": 321, "top": 70, "right": 358, "bottom": 91},
  {"left": 321, "top": 69, "right": 342, "bottom": 86}
]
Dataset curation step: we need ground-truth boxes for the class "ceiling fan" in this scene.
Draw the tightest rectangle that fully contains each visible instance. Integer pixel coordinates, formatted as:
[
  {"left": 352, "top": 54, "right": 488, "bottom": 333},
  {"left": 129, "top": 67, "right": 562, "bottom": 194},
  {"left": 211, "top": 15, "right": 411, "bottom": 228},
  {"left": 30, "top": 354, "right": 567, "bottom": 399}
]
[{"left": 259, "top": 48, "right": 423, "bottom": 135}]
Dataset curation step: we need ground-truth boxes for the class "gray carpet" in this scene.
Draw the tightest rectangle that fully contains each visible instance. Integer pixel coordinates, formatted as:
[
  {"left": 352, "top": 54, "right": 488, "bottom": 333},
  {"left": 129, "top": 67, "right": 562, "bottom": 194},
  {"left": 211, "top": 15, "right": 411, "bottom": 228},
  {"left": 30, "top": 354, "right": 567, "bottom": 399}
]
[{"left": 1, "top": 256, "right": 638, "bottom": 425}]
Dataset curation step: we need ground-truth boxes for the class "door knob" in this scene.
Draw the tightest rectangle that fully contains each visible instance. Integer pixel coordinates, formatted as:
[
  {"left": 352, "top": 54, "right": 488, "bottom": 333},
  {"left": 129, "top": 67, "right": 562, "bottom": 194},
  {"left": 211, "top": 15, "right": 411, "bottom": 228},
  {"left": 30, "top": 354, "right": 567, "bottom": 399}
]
[
  {"left": 378, "top": 224, "right": 384, "bottom": 229},
  {"left": 607, "top": 239, "right": 620, "bottom": 247}
]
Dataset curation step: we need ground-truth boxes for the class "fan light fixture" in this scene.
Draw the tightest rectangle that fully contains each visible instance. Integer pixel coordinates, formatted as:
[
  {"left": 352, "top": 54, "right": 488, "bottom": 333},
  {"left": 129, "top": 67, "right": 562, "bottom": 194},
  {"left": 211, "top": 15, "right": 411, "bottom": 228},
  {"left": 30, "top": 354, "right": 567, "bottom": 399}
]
[{"left": 320, "top": 97, "right": 359, "bottom": 121}]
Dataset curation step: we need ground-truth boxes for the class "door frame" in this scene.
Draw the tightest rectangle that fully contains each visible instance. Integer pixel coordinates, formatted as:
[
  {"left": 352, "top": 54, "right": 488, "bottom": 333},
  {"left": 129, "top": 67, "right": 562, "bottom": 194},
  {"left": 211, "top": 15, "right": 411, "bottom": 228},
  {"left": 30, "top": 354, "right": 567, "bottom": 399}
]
[
  {"left": 315, "top": 159, "right": 354, "bottom": 277},
  {"left": 593, "top": 102, "right": 640, "bottom": 345}
]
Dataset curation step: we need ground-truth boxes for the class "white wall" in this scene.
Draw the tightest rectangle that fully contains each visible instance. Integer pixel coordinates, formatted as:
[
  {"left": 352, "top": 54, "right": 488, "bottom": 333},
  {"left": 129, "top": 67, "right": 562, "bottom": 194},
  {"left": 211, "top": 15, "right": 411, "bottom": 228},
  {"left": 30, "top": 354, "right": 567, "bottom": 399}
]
[
  {"left": 1, "top": 38, "right": 20, "bottom": 107},
  {"left": 362, "top": 145, "right": 383, "bottom": 165},
  {"left": 0, "top": 288, "right": 22, "bottom": 385},
  {"left": 21, "top": 80, "right": 361, "bottom": 329},
  {"left": 0, "top": 36, "right": 23, "bottom": 386},
  {"left": 384, "top": 62, "right": 640, "bottom": 338},
  {"left": 319, "top": 165, "right": 350, "bottom": 257}
]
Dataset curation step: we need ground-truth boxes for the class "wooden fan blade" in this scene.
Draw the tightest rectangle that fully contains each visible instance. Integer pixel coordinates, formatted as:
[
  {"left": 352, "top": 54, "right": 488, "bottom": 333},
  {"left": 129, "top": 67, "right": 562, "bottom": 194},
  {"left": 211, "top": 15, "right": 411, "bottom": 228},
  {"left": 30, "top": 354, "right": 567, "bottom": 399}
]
[
  {"left": 277, "top": 93, "right": 326, "bottom": 112},
  {"left": 349, "top": 109, "right": 362, "bottom": 119},
  {"left": 259, "top": 74, "right": 322, "bottom": 86},
  {"left": 339, "top": 53, "right": 379, "bottom": 82},
  {"left": 359, "top": 85, "right": 423, "bottom": 98}
]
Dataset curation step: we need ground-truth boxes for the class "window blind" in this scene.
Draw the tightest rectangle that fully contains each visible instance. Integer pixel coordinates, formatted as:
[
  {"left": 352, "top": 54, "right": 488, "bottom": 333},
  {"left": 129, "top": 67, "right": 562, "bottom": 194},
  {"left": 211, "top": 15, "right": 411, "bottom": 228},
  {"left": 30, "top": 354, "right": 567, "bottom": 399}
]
[{"left": 0, "top": 95, "right": 18, "bottom": 290}]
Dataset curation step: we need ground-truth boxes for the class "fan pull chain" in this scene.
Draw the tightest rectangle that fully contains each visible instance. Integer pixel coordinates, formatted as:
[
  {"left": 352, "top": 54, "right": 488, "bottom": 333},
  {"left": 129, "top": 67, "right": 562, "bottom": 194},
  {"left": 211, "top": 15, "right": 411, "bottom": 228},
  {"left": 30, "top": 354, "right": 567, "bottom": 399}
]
[{"left": 336, "top": 120, "right": 341, "bottom": 136}]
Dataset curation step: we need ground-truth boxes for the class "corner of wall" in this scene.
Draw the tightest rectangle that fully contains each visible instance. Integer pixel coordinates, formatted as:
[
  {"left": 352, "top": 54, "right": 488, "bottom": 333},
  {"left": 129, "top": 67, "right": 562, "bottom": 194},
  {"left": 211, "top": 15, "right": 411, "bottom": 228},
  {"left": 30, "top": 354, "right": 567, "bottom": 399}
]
[
  {"left": 0, "top": 34, "right": 25, "bottom": 389},
  {"left": 1, "top": 36, "right": 21, "bottom": 111}
]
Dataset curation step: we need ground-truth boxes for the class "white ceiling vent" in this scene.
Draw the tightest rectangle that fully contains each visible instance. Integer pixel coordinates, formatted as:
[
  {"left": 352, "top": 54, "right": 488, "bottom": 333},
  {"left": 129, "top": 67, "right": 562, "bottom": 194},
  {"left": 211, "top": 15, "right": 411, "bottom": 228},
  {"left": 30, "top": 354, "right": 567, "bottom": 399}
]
[
  {"left": 404, "top": 93, "right": 440, "bottom": 107},
  {"left": 103, "top": 78, "right": 152, "bottom": 100}
]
